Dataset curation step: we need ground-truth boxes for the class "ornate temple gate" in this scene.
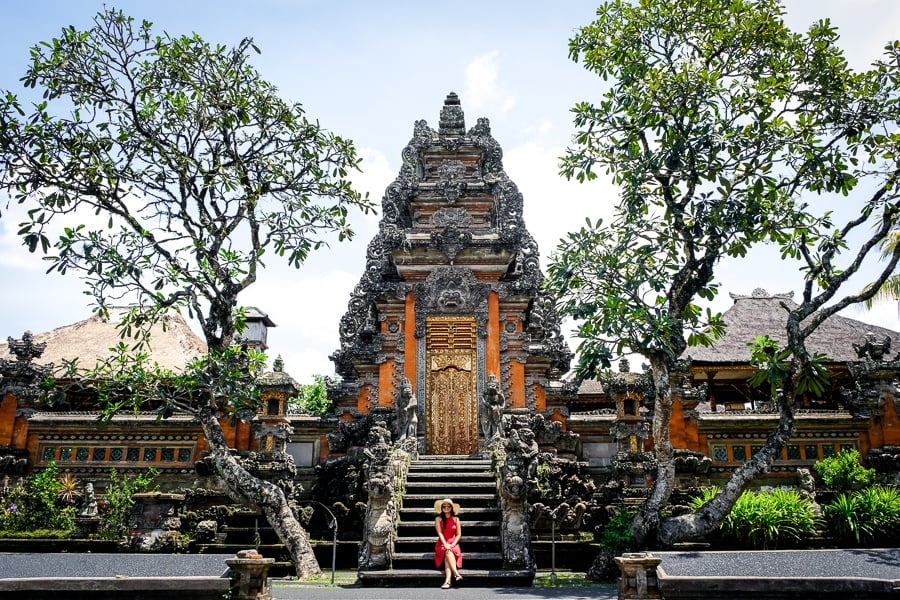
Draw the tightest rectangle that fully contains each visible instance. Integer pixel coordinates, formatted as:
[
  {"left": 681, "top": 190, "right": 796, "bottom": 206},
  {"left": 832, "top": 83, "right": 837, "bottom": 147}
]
[{"left": 425, "top": 317, "right": 478, "bottom": 454}]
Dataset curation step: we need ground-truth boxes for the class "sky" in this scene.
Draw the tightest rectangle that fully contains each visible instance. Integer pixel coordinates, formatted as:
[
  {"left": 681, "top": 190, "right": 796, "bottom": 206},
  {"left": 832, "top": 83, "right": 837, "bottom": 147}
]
[{"left": 1, "top": 1, "right": 899, "bottom": 384}]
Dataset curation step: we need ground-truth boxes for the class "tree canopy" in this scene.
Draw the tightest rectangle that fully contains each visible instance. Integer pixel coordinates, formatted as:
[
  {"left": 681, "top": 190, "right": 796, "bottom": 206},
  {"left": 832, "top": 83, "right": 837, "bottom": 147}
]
[
  {"left": 0, "top": 8, "right": 373, "bottom": 577},
  {"left": 0, "top": 8, "right": 372, "bottom": 351},
  {"left": 548, "top": 0, "right": 900, "bottom": 546}
]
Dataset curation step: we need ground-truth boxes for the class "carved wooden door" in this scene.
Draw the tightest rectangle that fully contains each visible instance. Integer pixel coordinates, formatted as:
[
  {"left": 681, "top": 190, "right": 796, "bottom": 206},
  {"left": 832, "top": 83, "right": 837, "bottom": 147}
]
[{"left": 425, "top": 317, "right": 478, "bottom": 455}]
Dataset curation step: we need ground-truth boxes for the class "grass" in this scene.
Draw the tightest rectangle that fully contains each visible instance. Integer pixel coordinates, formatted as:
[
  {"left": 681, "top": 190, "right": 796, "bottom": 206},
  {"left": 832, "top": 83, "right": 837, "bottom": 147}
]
[{"left": 534, "top": 571, "right": 612, "bottom": 588}]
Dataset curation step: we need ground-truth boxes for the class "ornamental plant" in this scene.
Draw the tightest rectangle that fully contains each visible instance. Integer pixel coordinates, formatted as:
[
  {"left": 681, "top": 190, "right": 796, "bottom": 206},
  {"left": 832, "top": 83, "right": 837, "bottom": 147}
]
[
  {"left": 814, "top": 449, "right": 876, "bottom": 493},
  {"left": 824, "top": 485, "right": 900, "bottom": 545},
  {"left": 690, "top": 487, "right": 820, "bottom": 549},
  {"left": 98, "top": 467, "right": 159, "bottom": 541},
  {"left": 0, "top": 461, "right": 76, "bottom": 534}
]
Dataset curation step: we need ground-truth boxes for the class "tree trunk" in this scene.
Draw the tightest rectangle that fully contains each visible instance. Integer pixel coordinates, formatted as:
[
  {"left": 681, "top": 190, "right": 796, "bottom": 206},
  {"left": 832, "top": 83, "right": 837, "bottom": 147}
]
[
  {"left": 656, "top": 390, "right": 796, "bottom": 546},
  {"left": 631, "top": 354, "right": 676, "bottom": 547},
  {"left": 198, "top": 406, "right": 322, "bottom": 578}
]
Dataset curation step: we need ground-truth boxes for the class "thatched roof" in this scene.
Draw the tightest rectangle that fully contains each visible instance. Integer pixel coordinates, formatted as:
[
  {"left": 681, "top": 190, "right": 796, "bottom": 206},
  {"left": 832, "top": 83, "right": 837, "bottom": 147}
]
[
  {"left": 686, "top": 289, "right": 900, "bottom": 364},
  {"left": 0, "top": 308, "right": 207, "bottom": 372}
]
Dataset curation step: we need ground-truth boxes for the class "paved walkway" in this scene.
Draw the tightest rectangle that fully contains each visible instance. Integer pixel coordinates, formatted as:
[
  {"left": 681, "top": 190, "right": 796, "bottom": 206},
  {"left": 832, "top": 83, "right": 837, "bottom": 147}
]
[
  {"left": 655, "top": 547, "right": 900, "bottom": 579},
  {"left": 270, "top": 582, "right": 618, "bottom": 600},
  {"left": 2, "top": 549, "right": 899, "bottom": 599}
]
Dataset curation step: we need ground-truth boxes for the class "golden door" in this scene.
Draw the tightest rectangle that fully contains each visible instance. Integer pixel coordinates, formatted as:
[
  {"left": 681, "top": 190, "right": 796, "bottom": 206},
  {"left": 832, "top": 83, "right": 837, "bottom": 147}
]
[{"left": 425, "top": 317, "right": 478, "bottom": 455}]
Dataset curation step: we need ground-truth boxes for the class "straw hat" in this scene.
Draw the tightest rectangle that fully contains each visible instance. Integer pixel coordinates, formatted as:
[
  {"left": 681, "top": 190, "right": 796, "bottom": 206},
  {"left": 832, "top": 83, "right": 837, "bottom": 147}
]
[{"left": 434, "top": 498, "right": 461, "bottom": 515}]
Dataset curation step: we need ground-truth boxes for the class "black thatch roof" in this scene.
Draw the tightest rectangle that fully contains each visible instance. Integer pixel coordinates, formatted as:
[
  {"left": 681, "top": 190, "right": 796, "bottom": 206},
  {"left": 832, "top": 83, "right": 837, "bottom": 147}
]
[{"left": 686, "top": 289, "right": 900, "bottom": 364}]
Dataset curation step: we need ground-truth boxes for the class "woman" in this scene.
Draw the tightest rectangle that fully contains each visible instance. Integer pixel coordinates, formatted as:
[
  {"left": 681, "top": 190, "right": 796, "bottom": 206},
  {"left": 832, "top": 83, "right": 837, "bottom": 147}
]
[{"left": 434, "top": 497, "right": 462, "bottom": 589}]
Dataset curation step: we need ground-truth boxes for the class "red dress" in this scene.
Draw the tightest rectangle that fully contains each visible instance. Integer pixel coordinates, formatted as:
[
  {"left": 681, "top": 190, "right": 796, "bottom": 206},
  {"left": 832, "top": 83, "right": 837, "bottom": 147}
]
[{"left": 434, "top": 516, "right": 462, "bottom": 568}]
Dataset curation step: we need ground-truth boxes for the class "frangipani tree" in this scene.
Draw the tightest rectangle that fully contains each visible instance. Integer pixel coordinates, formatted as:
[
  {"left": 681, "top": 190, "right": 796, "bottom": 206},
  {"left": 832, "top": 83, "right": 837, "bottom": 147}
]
[
  {"left": 0, "top": 9, "right": 372, "bottom": 576},
  {"left": 547, "top": 0, "right": 900, "bottom": 547}
]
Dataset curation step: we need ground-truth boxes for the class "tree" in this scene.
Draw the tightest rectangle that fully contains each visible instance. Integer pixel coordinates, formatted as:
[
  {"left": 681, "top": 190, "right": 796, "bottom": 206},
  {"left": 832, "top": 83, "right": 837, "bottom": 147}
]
[
  {"left": 0, "top": 9, "right": 372, "bottom": 576},
  {"left": 547, "top": 0, "right": 900, "bottom": 547},
  {"left": 862, "top": 230, "right": 900, "bottom": 309}
]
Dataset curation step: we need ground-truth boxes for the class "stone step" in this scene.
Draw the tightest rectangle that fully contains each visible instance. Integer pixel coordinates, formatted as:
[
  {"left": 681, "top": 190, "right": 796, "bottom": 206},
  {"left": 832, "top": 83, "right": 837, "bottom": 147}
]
[
  {"left": 403, "top": 493, "right": 495, "bottom": 502},
  {"left": 394, "top": 551, "right": 502, "bottom": 562},
  {"left": 410, "top": 462, "right": 490, "bottom": 470},
  {"left": 400, "top": 506, "right": 498, "bottom": 516},
  {"left": 396, "top": 535, "right": 500, "bottom": 544},
  {"left": 406, "top": 474, "right": 495, "bottom": 483},
  {"left": 406, "top": 478, "right": 497, "bottom": 494},
  {"left": 400, "top": 518, "right": 500, "bottom": 529},
  {"left": 358, "top": 567, "right": 534, "bottom": 587}
]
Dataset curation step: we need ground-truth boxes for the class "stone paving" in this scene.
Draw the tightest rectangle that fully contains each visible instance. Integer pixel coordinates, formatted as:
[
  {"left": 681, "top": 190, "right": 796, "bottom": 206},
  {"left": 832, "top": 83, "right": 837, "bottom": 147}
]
[
  {"left": 2, "top": 549, "right": 899, "bottom": 598},
  {"left": 656, "top": 548, "right": 900, "bottom": 579},
  {"left": 0, "top": 552, "right": 228, "bottom": 579}
]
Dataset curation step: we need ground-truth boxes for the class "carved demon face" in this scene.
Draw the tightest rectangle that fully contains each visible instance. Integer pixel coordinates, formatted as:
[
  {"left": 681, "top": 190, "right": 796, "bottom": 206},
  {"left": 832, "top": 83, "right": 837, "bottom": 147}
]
[{"left": 438, "top": 288, "right": 464, "bottom": 309}]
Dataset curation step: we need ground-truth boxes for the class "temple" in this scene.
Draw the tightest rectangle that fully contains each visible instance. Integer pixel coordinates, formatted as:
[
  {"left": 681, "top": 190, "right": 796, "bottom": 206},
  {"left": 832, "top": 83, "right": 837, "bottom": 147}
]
[
  {"left": 328, "top": 92, "right": 573, "bottom": 456},
  {"left": 2, "top": 95, "right": 900, "bottom": 577}
]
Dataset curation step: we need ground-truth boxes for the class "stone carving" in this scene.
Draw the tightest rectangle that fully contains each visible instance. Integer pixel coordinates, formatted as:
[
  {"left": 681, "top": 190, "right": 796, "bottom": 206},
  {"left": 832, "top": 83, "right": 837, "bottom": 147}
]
[
  {"left": 530, "top": 501, "right": 587, "bottom": 530},
  {"left": 854, "top": 332, "right": 893, "bottom": 361},
  {"left": 80, "top": 482, "right": 99, "bottom": 517},
  {"left": 439, "top": 92, "right": 466, "bottom": 136},
  {"left": 672, "top": 449, "right": 712, "bottom": 474},
  {"left": 395, "top": 376, "right": 418, "bottom": 442},
  {"left": 0, "top": 332, "right": 53, "bottom": 405},
  {"left": 436, "top": 159, "right": 467, "bottom": 202},
  {"left": 495, "top": 429, "right": 532, "bottom": 569},
  {"left": 414, "top": 266, "right": 490, "bottom": 337},
  {"left": 0, "top": 451, "right": 27, "bottom": 475},
  {"left": 480, "top": 374, "right": 506, "bottom": 443},
  {"left": 359, "top": 421, "right": 397, "bottom": 569},
  {"left": 431, "top": 207, "right": 473, "bottom": 262}
]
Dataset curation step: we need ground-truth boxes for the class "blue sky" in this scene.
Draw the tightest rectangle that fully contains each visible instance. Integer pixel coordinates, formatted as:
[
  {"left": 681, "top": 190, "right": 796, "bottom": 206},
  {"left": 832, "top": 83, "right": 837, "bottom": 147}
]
[{"left": 1, "top": 1, "right": 899, "bottom": 382}]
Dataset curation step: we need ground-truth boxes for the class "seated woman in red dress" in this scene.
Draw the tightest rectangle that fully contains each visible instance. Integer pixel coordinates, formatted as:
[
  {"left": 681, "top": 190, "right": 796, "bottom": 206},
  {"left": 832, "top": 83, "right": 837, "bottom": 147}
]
[{"left": 434, "top": 497, "right": 462, "bottom": 589}]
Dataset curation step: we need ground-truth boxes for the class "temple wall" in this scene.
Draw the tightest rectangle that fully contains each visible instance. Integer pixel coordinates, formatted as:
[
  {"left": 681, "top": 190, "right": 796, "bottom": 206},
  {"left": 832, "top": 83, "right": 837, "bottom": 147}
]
[{"left": 0, "top": 393, "right": 15, "bottom": 447}]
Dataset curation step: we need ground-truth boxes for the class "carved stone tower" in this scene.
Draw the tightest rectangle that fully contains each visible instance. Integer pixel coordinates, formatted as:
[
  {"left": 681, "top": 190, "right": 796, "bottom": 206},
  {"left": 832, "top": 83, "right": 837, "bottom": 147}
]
[{"left": 330, "top": 93, "right": 572, "bottom": 455}]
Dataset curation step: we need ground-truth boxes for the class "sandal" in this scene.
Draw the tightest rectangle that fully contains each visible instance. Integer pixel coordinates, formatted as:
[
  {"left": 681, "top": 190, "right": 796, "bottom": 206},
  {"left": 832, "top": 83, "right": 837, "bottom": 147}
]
[
  {"left": 455, "top": 575, "right": 463, "bottom": 582},
  {"left": 441, "top": 582, "right": 450, "bottom": 589}
]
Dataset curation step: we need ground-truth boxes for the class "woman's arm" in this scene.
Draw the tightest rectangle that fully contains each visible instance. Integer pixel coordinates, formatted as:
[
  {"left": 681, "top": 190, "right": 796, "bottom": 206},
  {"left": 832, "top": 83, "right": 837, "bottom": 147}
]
[
  {"left": 435, "top": 516, "right": 451, "bottom": 549},
  {"left": 450, "top": 517, "right": 462, "bottom": 547}
]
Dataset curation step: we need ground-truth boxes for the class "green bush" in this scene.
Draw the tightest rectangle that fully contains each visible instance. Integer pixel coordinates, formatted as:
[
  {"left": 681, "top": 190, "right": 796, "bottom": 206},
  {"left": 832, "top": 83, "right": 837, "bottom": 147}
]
[
  {"left": 689, "top": 487, "right": 820, "bottom": 549},
  {"left": 598, "top": 506, "right": 636, "bottom": 553},
  {"left": 0, "top": 461, "right": 75, "bottom": 534},
  {"left": 98, "top": 467, "right": 159, "bottom": 541},
  {"left": 825, "top": 484, "right": 900, "bottom": 545},
  {"left": 813, "top": 449, "right": 875, "bottom": 493}
]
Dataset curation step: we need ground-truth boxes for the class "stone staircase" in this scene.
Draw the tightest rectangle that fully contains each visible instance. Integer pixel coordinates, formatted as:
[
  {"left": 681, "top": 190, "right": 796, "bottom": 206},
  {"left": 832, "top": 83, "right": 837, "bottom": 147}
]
[{"left": 358, "top": 454, "right": 534, "bottom": 586}]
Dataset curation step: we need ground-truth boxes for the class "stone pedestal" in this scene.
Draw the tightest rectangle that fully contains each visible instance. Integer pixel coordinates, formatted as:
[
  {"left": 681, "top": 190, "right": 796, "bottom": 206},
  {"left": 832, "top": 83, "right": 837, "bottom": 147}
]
[
  {"left": 74, "top": 516, "right": 100, "bottom": 538},
  {"left": 615, "top": 552, "right": 662, "bottom": 599},
  {"left": 225, "top": 549, "right": 275, "bottom": 600}
]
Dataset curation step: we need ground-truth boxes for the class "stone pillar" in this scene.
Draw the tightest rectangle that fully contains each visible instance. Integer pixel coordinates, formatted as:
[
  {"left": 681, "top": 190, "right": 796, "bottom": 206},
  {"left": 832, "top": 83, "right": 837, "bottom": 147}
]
[
  {"left": 615, "top": 552, "right": 662, "bottom": 600},
  {"left": 226, "top": 550, "right": 275, "bottom": 600}
]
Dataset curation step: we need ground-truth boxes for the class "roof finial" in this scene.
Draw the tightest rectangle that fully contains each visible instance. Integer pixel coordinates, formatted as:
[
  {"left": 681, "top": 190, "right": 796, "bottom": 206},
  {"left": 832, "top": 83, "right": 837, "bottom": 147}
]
[{"left": 439, "top": 92, "right": 465, "bottom": 136}]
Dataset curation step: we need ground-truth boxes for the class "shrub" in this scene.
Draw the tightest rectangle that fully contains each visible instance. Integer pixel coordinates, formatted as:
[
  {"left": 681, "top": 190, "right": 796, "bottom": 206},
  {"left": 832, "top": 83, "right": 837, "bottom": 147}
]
[
  {"left": 98, "top": 468, "right": 159, "bottom": 541},
  {"left": 689, "top": 487, "right": 820, "bottom": 549},
  {"left": 0, "top": 461, "right": 75, "bottom": 533},
  {"left": 814, "top": 449, "right": 875, "bottom": 493},
  {"left": 825, "top": 485, "right": 900, "bottom": 545},
  {"left": 598, "top": 506, "right": 636, "bottom": 553}
]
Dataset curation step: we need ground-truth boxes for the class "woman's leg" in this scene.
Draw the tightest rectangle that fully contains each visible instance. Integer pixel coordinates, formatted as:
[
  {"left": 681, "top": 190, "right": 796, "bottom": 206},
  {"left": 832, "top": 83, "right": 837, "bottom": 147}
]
[
  {"left": 446, "top": 550, "right": 461, "bottom": 580},
  {"left": 442, "top": 553, "right": 452, "bottom": 587}
]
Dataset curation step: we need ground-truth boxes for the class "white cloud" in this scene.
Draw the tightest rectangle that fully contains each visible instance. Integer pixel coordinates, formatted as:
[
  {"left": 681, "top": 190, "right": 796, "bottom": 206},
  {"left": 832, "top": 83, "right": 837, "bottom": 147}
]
[
  {"left": 463, "top": 51, "right": 516, "bottom": 115},
  {"left": 503, "top": 139, "right": 617, "bottom": 268}
]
